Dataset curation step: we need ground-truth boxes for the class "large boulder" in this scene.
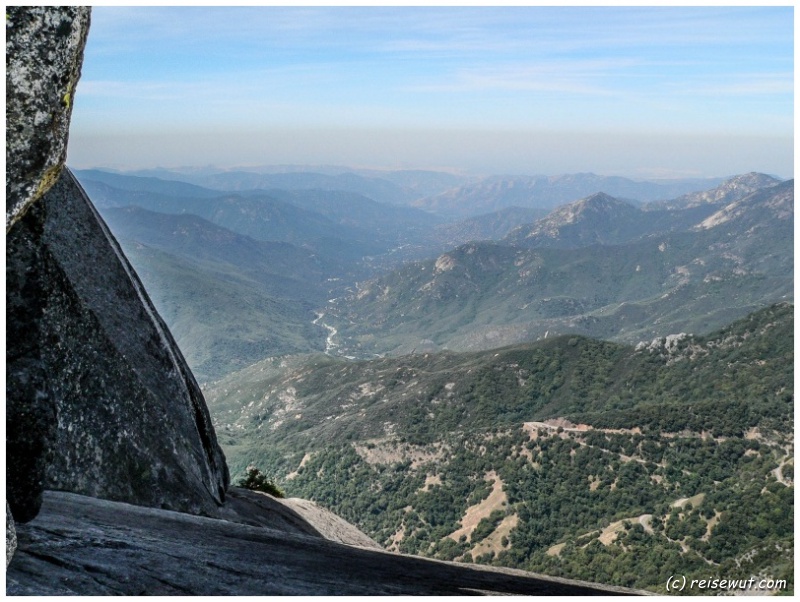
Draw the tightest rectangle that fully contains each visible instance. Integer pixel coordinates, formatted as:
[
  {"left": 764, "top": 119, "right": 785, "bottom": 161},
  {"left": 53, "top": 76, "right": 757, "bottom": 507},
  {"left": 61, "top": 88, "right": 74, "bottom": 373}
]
[
  {"left": 6, "top": 6, "right": 91, "bottom": 232},
  {"left": 7, "top": 170, "right": 229, "bottom": 520}
]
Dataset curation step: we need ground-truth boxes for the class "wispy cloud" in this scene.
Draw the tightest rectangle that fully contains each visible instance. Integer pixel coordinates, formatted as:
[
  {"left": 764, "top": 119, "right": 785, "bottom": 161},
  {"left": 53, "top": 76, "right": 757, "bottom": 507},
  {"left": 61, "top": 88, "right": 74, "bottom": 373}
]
[
  {"left": 407, "top": 59, "right": 641, "bottom": 95},
  {"left": 71, "top": 6, "right": 793, "bottom": 176},
  {"left": 688, "top": 73, "right": 794, "bottom": 97}
]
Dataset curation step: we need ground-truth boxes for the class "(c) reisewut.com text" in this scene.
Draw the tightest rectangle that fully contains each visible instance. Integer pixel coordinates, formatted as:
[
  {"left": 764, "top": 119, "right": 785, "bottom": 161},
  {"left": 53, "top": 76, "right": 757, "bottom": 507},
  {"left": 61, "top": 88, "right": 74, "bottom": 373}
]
[{"left": 666, "top": 575, "right": 788, "bottom": 593}]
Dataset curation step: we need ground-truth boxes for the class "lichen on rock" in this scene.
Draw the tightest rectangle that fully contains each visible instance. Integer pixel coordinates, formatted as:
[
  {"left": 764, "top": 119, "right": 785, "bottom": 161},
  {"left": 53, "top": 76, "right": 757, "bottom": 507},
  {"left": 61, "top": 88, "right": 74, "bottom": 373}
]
[{"left": 6, "top": 6, "right": 91, "bottom": 232}]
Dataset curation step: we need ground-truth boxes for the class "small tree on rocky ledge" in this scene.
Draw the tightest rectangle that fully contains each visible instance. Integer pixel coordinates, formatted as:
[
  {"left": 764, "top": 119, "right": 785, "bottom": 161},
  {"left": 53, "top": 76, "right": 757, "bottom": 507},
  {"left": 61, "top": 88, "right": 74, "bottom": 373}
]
[{"left": 238, "top": 465, "right": 285, "bottom": 498}]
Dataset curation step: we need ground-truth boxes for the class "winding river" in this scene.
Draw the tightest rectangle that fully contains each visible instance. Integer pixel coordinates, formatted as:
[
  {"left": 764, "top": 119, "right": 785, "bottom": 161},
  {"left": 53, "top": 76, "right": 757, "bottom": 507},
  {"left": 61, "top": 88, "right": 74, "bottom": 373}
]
[{"left": 312, "top": 311, "right": 339, "bottom": 355}]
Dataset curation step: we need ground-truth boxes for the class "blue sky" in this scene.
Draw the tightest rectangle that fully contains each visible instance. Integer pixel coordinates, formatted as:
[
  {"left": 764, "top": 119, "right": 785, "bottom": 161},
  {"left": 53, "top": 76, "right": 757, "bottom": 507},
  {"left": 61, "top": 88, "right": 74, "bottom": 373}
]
[{"left": 67, "top": 6, "right": 794, "bottom": 178}]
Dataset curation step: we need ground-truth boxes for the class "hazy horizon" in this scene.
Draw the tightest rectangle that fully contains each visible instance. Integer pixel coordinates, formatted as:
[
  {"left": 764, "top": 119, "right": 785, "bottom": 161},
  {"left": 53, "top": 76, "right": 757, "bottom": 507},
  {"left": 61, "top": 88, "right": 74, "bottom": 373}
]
[
  {"left": 67, "top": 6, "right": 793, "bottom": 180},
  {"left": 68, "top": 128, "right": 792, "bottom": 182}
]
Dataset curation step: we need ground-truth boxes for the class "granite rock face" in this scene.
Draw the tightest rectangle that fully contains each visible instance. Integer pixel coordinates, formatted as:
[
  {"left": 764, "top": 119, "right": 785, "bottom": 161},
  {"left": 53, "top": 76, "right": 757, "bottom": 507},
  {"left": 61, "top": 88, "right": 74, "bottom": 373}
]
[
  {"left": 7, "top": 491, "right": 639, "bottom": 596},
  {"left": 6, "top": 190, "right": 58, "bottom": 522},
  {"left": 5, "top": 2, "right": 228, "bottom": 527},
  {"left": 6, "top": 169, "right": 229, "bottom": 521},
  {"left": 6, "top": 6, "right": 91, "bottom": 232}
]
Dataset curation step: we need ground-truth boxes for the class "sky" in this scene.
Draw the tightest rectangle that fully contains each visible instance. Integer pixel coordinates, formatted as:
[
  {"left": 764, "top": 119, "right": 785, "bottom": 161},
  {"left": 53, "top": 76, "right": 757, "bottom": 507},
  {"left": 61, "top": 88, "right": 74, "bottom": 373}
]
[{"left": 66, "top": 5, "right": 794, "bottom": 179}]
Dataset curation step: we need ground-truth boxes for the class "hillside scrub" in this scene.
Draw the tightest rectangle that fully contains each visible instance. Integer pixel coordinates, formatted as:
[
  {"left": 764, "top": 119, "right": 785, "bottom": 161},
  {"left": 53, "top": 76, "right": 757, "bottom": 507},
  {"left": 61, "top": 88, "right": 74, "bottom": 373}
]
[{"left": 208, "top": 304, "right": 793, "bottom": 593}]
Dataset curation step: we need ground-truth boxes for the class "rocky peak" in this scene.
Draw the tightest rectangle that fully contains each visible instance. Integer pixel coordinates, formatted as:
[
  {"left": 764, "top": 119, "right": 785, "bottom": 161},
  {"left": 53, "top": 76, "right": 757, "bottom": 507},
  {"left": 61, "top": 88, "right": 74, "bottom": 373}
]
[
  {"left": 541, "top": 192, "right": 623, "bottom": 226},
  {"left": 434, "top": 253, "right": 457, "bottom": 273},
  {"left": 723, "top": 171, "right": 782, "bottom": 190},
  {"left": 694, "top": 178, "right": 793, "bottom": 231},
  {"left": 569, "top": 191, "right": 633, "bottom": 214},
  {"left": 505, "top": 191, "right": 639, "bottom": 247},
  {"left": 653, "top": 172, "right": 782, "bottom": 210}
]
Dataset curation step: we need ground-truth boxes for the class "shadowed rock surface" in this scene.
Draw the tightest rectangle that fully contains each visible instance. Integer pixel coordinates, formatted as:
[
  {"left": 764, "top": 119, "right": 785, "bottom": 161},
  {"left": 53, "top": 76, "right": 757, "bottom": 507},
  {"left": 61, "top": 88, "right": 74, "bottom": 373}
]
[
  {"left": 6, "top": 169, "right": 229, "bottom": 520},
  {"left": 6, "top": 491, "right": 643, "bottom": 596},
  {"left": 6, "top": 5, "right": 92, "bottom": 531},
  {"left": 6, "top": 6, "right": 90, "bottom": 231}
]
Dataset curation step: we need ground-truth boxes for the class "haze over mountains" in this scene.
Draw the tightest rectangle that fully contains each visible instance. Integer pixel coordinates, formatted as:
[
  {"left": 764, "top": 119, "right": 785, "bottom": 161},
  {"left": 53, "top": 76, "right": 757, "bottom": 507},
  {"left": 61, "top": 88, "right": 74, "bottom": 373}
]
[
  {"left": 75, "top": 167, "right": 790, "bottom": 381},
  {"left": 99, "top": 206, "right": 333, "bottom": 379},
  {"left": 71, "top": 164, "right": 793, "bottom": 593},
  {"left": 328, "top": 175, "right": 791, "bottom": 357},
  {"left": 407, "top": 173, "right": 730, "bottom": 219}
]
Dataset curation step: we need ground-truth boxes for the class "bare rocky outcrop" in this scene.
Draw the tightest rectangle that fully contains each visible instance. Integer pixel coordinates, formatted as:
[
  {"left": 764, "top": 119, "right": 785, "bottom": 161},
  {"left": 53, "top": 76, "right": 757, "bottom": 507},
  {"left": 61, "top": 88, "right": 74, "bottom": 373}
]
[
  {"left": 6, "top": 6, "right": 91, "bottom": 232},
  {"left": 216, "top": 488, "right": 382, "bottom": 549},
  {"left": 6, "top": 5, "right": 91, "bottom": 526},
  {"left": 7, "top": 170, "right": 229, "bottom": 520}
]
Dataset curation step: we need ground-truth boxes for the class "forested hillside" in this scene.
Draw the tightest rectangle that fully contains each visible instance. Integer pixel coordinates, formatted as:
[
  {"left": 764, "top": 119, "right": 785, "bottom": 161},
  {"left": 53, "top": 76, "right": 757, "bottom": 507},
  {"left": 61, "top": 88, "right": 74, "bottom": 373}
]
[{"left": 206, "top": 304, "right": 793, "bottom": 593}]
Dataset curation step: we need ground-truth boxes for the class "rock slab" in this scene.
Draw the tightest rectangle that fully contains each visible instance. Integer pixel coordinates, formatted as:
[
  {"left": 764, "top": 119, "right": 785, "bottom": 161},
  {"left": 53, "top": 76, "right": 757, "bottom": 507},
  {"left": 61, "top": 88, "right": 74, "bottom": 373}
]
[
  {"left": 218, "top": 488, "right": 383, "bottom": 549},
  {"left": 7, "top": 492, "right": 643, "bottom": 596},
  {"left": 6, "top": 169, "right": 229, "bottom": 521},
  {"left": 6, "top": 6, "right": 91, "bottom": 231}
]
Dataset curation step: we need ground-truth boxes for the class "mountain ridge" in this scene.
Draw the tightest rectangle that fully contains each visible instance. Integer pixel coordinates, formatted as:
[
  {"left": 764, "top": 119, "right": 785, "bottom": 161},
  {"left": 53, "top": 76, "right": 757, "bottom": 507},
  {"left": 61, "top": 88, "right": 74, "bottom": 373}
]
[
  {"left": 648, "top": 172, "right": 783, "bottom": 211},
  {"left": 505, "top": 192, "right": 642, "bottom": 248},
  {"left": 326, "top": 179, "right": 792, "bottom": 357},
  {"left": 411, "top": 172, "right": 731, "bottom": 219}
]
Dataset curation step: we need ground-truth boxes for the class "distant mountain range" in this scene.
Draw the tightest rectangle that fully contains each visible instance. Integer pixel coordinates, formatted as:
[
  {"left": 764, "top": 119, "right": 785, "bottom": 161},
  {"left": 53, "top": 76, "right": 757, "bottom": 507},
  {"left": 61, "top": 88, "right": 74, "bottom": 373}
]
[
  {"left": 100, "top": 206, "right": 335, "bottom": 381},
  {"left": 410, "top": 173, "right": 730, "bottom": 219},
  {"left": 82, "top": 166, "right": 736, "bottom": 218},
  {"left": 506, "top": 173, "right": 783, "bottom": 249},
  {"left": 434, "top": 206, "right": 550, "bottom": 248},
  {"left": 327, "top": 177, "right": 792, "bottom": 357},
  {"left": 109, "top": 167, "right": 463, "bottom": 206},
  {"left": 74, "top": 168, "right": 790, "bottom": 383},
  {"left": 74, "top": 169, "right": 463, "bottom": 381},
  {"left": 77, "top": 171, "right": 391, "bottom": 263}
]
